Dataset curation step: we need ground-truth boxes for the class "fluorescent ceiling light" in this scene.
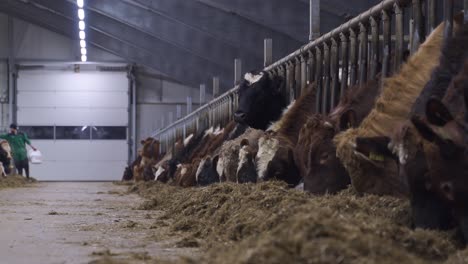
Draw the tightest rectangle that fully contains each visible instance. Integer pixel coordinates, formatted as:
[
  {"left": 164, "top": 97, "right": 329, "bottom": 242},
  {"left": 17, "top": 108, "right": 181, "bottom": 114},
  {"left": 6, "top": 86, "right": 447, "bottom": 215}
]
[
  {"left": 78, "top": 9, "right": 85, "bottom": 20},
  {"left": 79, "top": 21, "right": 85, "bottom": 30},
  {"left": 79, "top": 30, "right": 86, "bottom": 40},
  {"left": 80, "top": 40, "right": 86, "bottom": 48},
  {"left": 77, "top": 0, "right": 84, "bottom": 8},
  {"left": 81, "top": 48, "right": 87, "bottom": 55},
  {"left": 81, "top": 55, "right": 87, "bottom": 62}
]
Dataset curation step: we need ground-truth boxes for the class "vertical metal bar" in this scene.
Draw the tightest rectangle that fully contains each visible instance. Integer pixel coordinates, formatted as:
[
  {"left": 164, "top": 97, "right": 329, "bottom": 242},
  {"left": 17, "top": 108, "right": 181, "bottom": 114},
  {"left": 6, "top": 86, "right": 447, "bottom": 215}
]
[
  {"left": 199, "top": 84, "right": 206, "bottom": 107},
  {"left": 443, "top": 0, "right": 454, "bottom": 39},
  {"left": 186, "top": 96, "right": 192, "bottom": 115},
  {"left": 168, "top": 112, "right": 173, "bottom": 125},
  {"left": 176, "top": 105, "right": 182, "bottom": 120},
  {"left": 358, "top": 22, "right": 368, "bottom": 86},
  {"left": 349, "top": 28, "right": 358, "bottom": 86},
  {"left": 301, "top": 55, "right": 308, "bottom": 91},
  {"left": 126, "top": 68, "right": 133, "bottom": 164},
  {"left": 315, "top": 47, "right": 323, "bottom": 113},
  {"left": 307, "top": 50, "right": 315, "bottom": 84},
  {"left": 381, "top": 10, "right": 392, "bottom": 80},
  {"left": 7, "top": 16, "right": 15, "bottom": 127},
  {"left": 212, "top": 77, "right": 220, "bottom": 98},
  {"left": 394, "top": 3, "right": 404, "bottom": 72},
  {"left": 286, "top": 62, "right": 294, "bottom": 102},
  {"left": 309, "top": 0, "right": 321, "bottom": 41},
  {"left": 322, "top": 42, "right": 330, "bottom": 114},
  {"left": 427, "top": 0, "right": 436, "bottom": 32},
  {"left": 131, "top": 69, "right": 137, "bottom": 161},
  {"left": 264, "top": 38, "right": 273, "bottom": 67},
  {"left": 412, "top": 0, "right": 426, "bottom": 52},
  {"left": 234, "top": 58, "right": 242, "bottom": 85},
  {"left": 295, "top": 57, "right": 302, "bottom": 97},
  {"left": 330, "top": 38, "right": 339, "bottom": 109},
  {"left": 370, "top": 17, "right": 379, "bottom": 80},
  {"left": 409, "top": 18, "right": 414, "bottom": 55},
  {"left": 340, "top": 33, "right": 349, "bottom": 97}
]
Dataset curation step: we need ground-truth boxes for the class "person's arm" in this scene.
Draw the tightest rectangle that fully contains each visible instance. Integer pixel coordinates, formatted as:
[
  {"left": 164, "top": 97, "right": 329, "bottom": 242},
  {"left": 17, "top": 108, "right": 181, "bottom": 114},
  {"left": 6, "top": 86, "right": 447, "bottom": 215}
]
[{"left": 23, "top": 133, "right": 36, "bottom": 151}]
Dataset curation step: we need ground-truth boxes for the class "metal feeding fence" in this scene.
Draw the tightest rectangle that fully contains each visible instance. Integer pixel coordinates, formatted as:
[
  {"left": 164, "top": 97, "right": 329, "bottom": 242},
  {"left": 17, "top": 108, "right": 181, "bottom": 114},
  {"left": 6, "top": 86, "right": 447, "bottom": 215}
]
[{"left": 154, "top": 0, "right": 465, "bottom": 154}]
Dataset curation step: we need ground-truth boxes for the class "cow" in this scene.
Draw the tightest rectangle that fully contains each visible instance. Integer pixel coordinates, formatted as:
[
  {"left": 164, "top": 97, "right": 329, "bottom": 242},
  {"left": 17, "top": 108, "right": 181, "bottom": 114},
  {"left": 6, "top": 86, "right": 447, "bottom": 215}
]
[
  {"left": 236, "top": 139, "right": 258, "bottom": 183},
  {"left": 255, "top": 83, "right": 317, "bottom": 187},
  {"left": 234, "top": 71, "right": 288, "bottom": 130},
  {"left": 350, "top": 16, "right": 467, "bottom": 229},
  {"left": 294, "top": 78, "right": 381, "bottom": 194},
  {"left": 334, "top": 19, "right": 447, "bottom": 196},
  {"left": 122, "top": 154, "right": 141, "bottom": 181},
  {"left": 0, "top": 140, "right": 13, "bottom": 177},
  {"left": 132, "top": 138, "right": 161, "bottom": 182}
]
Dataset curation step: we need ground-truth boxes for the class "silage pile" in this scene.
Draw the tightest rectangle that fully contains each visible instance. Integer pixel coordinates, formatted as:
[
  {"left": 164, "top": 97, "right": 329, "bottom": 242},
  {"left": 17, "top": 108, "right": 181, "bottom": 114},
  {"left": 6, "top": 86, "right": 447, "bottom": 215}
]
[
  {"left": 0, "top": 175, "right": 35, "bottom": 189},
  {"left": 131, "top": 182, "right": 464, "bottom": 264}
]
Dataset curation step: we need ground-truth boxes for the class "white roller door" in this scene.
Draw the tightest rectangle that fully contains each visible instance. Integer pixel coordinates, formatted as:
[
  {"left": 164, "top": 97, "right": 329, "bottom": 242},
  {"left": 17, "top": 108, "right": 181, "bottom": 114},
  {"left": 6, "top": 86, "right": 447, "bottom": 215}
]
[{"left": 16, "top": 69, "right": 128, "bottom": 181}]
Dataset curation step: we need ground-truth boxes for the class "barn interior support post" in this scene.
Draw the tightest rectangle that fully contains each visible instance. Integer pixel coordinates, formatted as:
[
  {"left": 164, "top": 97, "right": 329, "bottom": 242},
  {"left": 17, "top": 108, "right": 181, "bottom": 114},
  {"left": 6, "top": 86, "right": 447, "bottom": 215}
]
[
  {"left": 444, "top": 0, "right": 454, "bottom": 39},
  {"left": 128, "top": 65, "right": 137, "bottom": 163},
  {"left": 309, "top": 0, "right": 321, "bottom": 41},
  {"left": 314, "top": 47, "right": 323, "bottom": 113},
  {"left": 294, "top": 57, "right": 302, "bottom": 97},
  {"left": 330, "top": 38, "right": 339, "bottom": 109},
  {"left": 349, "top": 29, "right": 358, "bottom": 87},
  {"left": 322, "top": 42, "right": 330, "bottom": 114},
  {"left": 7, "top": 15, "right": 16, "bottom": 129},
  {"left": 394, "top": 3, "right": 404, "bottom": 72},
  {"left": 300, "top": 55, "right": 308, "bottom": 91},
  {"left": 381, "top": 10, "right": 392, "bottom": 81},
  {"left": 370, "top": 16, "right": 380, "bottom": 80},
  {"left": 340, "top": 33, "right": 349, "bottom": 97},
  {"left": 234, "top": 59, "right": 242, "bottom": 85},
  {"left": 264, "top": 38, "right": 273, "bottom": 67},
  {"left": 427, "top": 0, "right": 436, "bottom": 32},
  {"left": 213, "top": 77, "right": 220, "bottom": 98},
  {"left": 199, "top": 84, "right": 206, "bottom": 107},
  {"left": 358, "top": 22, "right": 368, "bottom": 86},
  {"left": 412, "top": 0, "right": 426, "bottom": 53}
]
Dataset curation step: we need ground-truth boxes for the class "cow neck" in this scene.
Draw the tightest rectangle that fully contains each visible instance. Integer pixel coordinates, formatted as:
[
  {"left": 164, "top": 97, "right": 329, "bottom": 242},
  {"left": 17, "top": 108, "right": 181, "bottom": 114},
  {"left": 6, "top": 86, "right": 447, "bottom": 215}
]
[{"left": 276, "top": 83, "right": 317, "bottom": 144}]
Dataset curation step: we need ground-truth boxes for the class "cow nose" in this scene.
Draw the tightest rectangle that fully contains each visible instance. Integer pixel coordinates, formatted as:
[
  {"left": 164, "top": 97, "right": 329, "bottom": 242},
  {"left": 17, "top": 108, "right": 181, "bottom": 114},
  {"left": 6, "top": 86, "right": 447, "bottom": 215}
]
[{"left": 234, "top": 111, "right": 246, "bottom": 121}]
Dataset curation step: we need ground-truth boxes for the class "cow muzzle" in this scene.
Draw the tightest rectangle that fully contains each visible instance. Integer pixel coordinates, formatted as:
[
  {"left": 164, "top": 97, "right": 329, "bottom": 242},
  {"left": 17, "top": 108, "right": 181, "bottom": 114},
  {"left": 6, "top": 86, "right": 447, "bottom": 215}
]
[{"left": 234, "top": 111, "right": 247, "bottom": 123}]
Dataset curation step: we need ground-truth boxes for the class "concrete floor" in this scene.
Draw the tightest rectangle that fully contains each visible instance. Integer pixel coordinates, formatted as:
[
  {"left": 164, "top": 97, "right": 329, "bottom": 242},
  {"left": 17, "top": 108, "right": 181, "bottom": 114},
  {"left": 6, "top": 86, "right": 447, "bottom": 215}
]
[{"left": 0, "top": 182, "right": 193, "bottom": 264}]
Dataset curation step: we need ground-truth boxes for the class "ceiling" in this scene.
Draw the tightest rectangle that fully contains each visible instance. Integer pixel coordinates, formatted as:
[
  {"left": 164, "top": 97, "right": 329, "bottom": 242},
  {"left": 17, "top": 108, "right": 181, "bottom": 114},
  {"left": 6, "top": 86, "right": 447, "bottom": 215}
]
[{"left": 0, "top": 0, "right": 381, "bottom": 90}]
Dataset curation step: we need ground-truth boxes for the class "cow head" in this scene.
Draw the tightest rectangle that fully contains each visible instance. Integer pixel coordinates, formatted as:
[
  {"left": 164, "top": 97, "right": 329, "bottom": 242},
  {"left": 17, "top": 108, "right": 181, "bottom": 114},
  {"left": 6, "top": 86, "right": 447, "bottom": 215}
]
[
  {"left": 256, "top": 132, "right": 301, "bottom": 186},
  {"left": 236, "top": 139, "right": 257, "bottom": 183},
  {"left": 141, "top": 138, "right": 160, "bottom": 161},
  {"left": 122, "top": 166, "right": 133, "bottom": 181},
  {"left": 301, "top": 116, "right": 350, "bottom": 194},
  {"left": 235, "top": 71, "right": 287, "bottom": 130},
  {"left": 411, "top": 98, "right": 468, "bottom": 239},
  {"left": 196, "top": 155, "right": 220, "bottom": 186}
]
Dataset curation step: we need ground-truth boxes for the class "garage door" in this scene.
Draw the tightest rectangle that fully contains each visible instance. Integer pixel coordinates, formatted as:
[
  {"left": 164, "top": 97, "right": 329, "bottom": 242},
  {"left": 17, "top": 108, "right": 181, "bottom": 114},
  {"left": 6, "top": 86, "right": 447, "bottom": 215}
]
[{"left": 16, "top": 68, "right": 128, "bottom": 181}]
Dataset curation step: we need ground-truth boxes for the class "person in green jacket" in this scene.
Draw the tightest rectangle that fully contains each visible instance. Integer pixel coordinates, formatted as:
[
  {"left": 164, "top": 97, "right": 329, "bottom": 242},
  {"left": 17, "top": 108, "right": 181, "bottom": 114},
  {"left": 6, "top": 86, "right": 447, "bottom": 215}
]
[{"left": 0, "top": 124, "right": 37, "bottom": 178}]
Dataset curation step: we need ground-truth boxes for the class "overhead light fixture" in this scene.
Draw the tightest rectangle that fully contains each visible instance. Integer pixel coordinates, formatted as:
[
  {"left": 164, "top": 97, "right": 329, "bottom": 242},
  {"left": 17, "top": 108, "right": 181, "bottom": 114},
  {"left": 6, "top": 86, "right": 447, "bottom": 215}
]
[
  {"left": 79, "top": 30, "right": 86, "bottom": 40},
  {"left": 81, "top": 48, "right": 87, "bottom": 55},
  {"left": 77, "top": 0, "right": 84, "bottom": 8},
  {"left": 80, "top": 40, "right": 86, "bottom": 48},
  {"left": 81, "top": 55, "right": 87, "bottom": 62},
  {"left": 78, "top": 9, "right": 85, "bottom": 20},
  {"left": 79, "top": 21, "right": 85, "bottom": 30}
]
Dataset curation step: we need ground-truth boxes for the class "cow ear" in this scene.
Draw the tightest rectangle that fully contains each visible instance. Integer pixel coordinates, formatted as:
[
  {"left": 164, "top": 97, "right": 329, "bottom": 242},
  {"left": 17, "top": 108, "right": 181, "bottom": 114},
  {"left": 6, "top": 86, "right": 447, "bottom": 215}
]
[
  {"left": 339, "top": 109, "right": 357, "bottom": 131},
  {"left": 411, "top": 115, "right": 438, "bottom": 142},
  {"left": 355, "top": 136, "right": 396, "bottom": 161},
  {"left": 426, "top": 98, "right": 453, "bottom": 126}
]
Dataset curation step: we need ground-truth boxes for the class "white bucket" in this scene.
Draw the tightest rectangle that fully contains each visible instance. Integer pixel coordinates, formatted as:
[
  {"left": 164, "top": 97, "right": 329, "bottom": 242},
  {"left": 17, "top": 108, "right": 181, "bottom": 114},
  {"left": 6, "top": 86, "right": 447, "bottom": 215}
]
[{"left": 28, "top": 149, "right": 43, "bottom": 164}]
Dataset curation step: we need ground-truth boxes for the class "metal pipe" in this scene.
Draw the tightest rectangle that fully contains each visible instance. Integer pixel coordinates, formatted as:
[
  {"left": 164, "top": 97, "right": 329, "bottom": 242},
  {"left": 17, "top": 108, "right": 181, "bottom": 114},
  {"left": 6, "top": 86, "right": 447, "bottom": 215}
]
[
  {"left": 358, "top": 22, "right": 368, "bottom": 86},
  {"left": 315, "top": 47, "right": 322, "bottom": 113},
  {"left": 370, "top": 16, "right": 380, "bottom": 80},
  {"left": 301, "top": 55, "right": 308, "bottom": 91},
  {"left": 427, "top": 0, "right": 436, "bottom": 32},
  {"left": 234, "top": 58, "right": 242, "bottom": 85},
  {"left": 322, "top": 42, "right": 330, "bottom": 114},
  {"left": 309, "top": 0, "right": 321, "bottom": 41},
  {"left": 394, "top": 3, "right": 404, "bottom": 72},
  {"left": 444, "top": 0, "right": 454, "bottom": 39},
  {"left": 295, "top": 57, "right": 302, "bottom": 97},
  {"left": 411, "top": 0, "right": 426, "bottom": 52},
  {"left": 200, "top": 84, "right": 206, "bottom": 107},
  {"left": 349, "top": 28, "right": 358, "bottom": 86},
  {"left": 330, "top": 38, "right": 339, "bottom": 109},
  {"left": 213, "top": 76, "right": 220, "bottom": 98},
  {"left": 307, "top": 50, "right": 315, "bottom": 84},
  {"left": 131, "top": 67, "right": 137, "bottom": 162},
  {"left": 381, "top": 9, "right": 392, "bottom": 80},
  {"left": 264, "top": 38, "right": 273, "bottom": 67},
  {"left": 340, "top": 33, "right": 349, "bottom": 97}
]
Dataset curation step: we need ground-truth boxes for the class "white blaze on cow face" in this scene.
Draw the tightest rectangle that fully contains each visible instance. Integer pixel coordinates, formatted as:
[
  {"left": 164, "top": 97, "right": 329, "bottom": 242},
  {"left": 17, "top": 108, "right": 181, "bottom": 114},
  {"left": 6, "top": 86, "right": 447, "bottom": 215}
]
[
  {"left": 216, "top": 155, "right": 225, "bottom": 178},
  {"left": 184, "top": 134, "right": 194, "bottom": 146},
  {"left": 256, "top": 136, "right": 280, "bottom": 180},
  {"left": 237, "top": 145, "right": 250, "bottom": 174},
  {"left": 244, "top": 72, "right": 264, "bottom": 86},
  {"left": 196, "top": 158, "right": 208, "bottom": 182},
  {"left": 181, "top": 166, "right": 187, "bottom": 176},
  {"left": 154, "top": 166, "right": 166, "bottom": 181}
]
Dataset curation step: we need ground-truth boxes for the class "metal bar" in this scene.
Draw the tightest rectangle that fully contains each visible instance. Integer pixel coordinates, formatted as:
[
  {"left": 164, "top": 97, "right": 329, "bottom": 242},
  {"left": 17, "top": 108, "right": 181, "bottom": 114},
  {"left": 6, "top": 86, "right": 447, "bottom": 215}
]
[
  {"left": 234, "top": 58, "right": 242, "bottom": 85},
  {"left": 381, "top": 10, "right": 392, "bottom": 79},
  {"left": 200, "top": 84, "right": 206, "bottom": 106},
  {"left": 315, "top": 47, "right": 323, "bottom": 113},
  {"left": 349, "top": 28, "right": 358, "bottom": 86},
  {"left": 131, "top": 67, "right": 137, "bottom": 162},
  {"left": 309, "top": 0, "right": 321, "bottom": 41},
  {"left": 286, "top": 62, "right": 294, "bottom": 102},
  {"left": 301, "top": 55, "right": 308, "bottom": 91},
  {"left": 444, "top": 0, "right": 454, "bottom": 39},
  {"left": 295, "top": 57, "right": 302, "bottom": 97},
  {"left": 358, "top": 23, "right": 368, "bottom": 86},
  {"left": 370, "top": 16, "right": 380, "bottom": 80},
  {"left": 322, "top": 42, "right": 330, "bottom": 114},
  {"left": 7, "top": 16, "right": 15, "bottom": 127},
  {"left": 411, "top": 0, "right": 426, "bottom": 52},
  {"left": 394, "top": 3, "right": 404, "bottom": 72},
  {"left": 213, "top": 77, "right": 220, "bottom": 98},
  {"left": 330, "top": 38, "right": 340, "bottom": 109},
  {"left": 127, "top": 69, "right": 133, "bottom": 165},
  {"left": 176, "top": 105, "right": 182, "bottom": 119},
  {"left": 427, "top": 0, "right": 436, "bottom": 32},
  {"left": 340, "top": 33, "right": 349, "bottom": 98},
  {"left": 187, "top": 96, "right": 193, "bottom": 115},
  {"left": 264, "top": 38, "right": 273, "bottom": 67},
  {"left": 307, "top": 50, "right": 315, "bottom": 84}
]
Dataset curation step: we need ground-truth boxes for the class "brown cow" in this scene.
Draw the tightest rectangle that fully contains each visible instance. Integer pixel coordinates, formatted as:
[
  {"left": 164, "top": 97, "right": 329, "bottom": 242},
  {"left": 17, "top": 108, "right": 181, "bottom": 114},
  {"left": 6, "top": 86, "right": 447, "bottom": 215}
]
[{"left": 334, "top": 19, "right": 447, "bottom": 196}]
